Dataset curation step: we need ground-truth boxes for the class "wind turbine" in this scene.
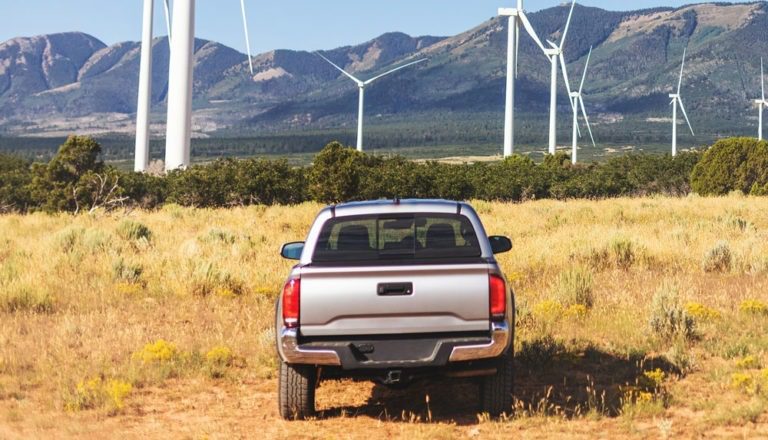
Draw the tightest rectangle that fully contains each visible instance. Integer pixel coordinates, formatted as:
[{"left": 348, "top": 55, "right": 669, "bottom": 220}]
[
  {"left": 755, "top": 58, "right": 767, "bottom": 141},
  {"left": 134, "top": 0, "right": 255, "bottom": 172},
  {"left": 134, "top": 0, "right": 172, "bottom": 172},
  {"left": 316, "top": 53, "right": 427, "bottom": 152},
  {"left": 498, "top": 0, "right": 549, "bottom": 157},
  {"left": 568, "top": 46, "right": 596, "bottom": 164},
  {"left": 669, "top": 48, "right": 694, "bottom": 157},
  {"left": 544, "top": 0, "right": 577, "bottom": 155}
]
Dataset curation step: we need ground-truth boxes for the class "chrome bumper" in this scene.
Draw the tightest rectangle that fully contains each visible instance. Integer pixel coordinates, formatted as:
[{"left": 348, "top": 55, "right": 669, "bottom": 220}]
[
  {"left": 279, "top": 328, "right": 342, "bottom": 366},
  {"left": 448, "top": 321, "right": 510, "bottom": 362}
]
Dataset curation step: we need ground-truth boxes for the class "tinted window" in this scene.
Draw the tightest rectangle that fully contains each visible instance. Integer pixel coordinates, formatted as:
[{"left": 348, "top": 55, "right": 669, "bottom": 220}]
[{"left": 313, "top": 214, "right": 481, "bottom": 263}]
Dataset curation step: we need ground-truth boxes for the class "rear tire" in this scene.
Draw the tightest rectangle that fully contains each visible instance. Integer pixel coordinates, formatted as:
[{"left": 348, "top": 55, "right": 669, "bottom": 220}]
[
  {"left": 479, "top": 350, "right": 514, "bottom": 417},
  {"left": 278, "top": 361, "right": 317, "bottom": 420}
]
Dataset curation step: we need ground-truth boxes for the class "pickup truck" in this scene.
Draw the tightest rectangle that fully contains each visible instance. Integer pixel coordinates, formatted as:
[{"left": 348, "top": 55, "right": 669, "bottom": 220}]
[{"left": 276, "top": 199, "right": 514, "bottom": 419}]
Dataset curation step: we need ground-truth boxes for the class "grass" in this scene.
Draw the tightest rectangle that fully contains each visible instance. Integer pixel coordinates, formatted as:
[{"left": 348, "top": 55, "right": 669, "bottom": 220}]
[{"left": 1, "top": 196, "right": 768, "bottom": 437}]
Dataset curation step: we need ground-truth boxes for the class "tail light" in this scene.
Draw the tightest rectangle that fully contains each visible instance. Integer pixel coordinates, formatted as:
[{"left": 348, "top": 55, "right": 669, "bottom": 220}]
[
  {"left": 489, "top": 274, "right": 506, "bottom": 321},
  {"left": 282, "top": 278, "right": 300, "bottom": 328}
]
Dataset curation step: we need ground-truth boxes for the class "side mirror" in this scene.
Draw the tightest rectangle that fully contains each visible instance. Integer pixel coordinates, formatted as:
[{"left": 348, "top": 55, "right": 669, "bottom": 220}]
[
  {"left": 280, "top": 242, "right": 305, "bottom": 260},
  {"left": 489, "top": 236, "right": 512, "bottom": 255}
]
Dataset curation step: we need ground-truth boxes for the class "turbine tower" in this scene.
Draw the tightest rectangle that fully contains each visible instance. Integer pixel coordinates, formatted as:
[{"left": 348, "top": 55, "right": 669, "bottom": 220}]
[
  {"left": 498, "top": 0, "right": 548, "bottom": 157},
  {"left": 755, "top": 58, "right": 767, "bottom": 141},
  {"left": 134, "top": 0, "right": 255, "bottom": 172},
  {"left": 134, "top": 0, "right": 172, "bottom": 172},
  {"left": 669, "top": 48, "right": 694, "bottom": 157},
  {"left": 568, "top": 46, "right": 596, "bottom": 165},
  {"left": 544, "top": 0, "right": 577, "bottom": 155},
  {"left": 316, "top": 53, "right": 426, "bottom": 152}
]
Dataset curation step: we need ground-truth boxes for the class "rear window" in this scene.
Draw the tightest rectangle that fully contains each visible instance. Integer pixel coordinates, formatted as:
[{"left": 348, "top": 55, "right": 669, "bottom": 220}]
[{"left": 313, "top": 214, "right": 482, "bottom": 263}]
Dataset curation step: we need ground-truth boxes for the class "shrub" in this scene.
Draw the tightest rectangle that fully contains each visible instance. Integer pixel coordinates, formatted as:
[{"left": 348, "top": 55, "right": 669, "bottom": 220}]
[
  {"left": 736, "top": 356, "right": 761, "bottom": 370},
  {"left": 202, "top": 228, "right": 236, "bottom": 245},
  {"left": 740, "top": 300, "right": 768, "bottom": 316},
  {"left": 685, "top": 302, "right": 721, "bottom": 322},
  {"left": 0, "top": 153, "right": 33, "bottom": 212},
  {"left": 611, "top": 238, "right": 636, "bottom": 270},
  {"left": 117, "top": 220, "right": 152, "bottom": 242},
  {"left": 132, "top": 340, "right": 179, "bottom": 364},
  {"left": 190, "top": 262, "right": 245, "bottom": 297},
  {"left": 552, "top": 266, "right": 594, "bottom": 308},
  {"left": 309, "top": 142, "right": 372, "bottom": 203},
  {"left": 691, "top": 138, "right": 768, "bottom": 196},
  {"left": 64, "top": 377, "right": 132, "bottom": 413},
  {"left": 702, "top": 241, "right": 732, "bottom": 273},
  {"left": 0, "top": 284, "right": 55, "bottom": 313},
  {"left": 112, "top": 258, "right": 144, "bottom": 284},
  {"left": 205, "top": 346, "right": 234, "bottom": 379},
  {"left": 28, "top": 136, "right": 110, "bottom": 213},
  {"left": 56, "top": 227, "right": 85, "bottom": 253},
  {"left": 649, "top": 283, "right": 695, "bottom": 342}
]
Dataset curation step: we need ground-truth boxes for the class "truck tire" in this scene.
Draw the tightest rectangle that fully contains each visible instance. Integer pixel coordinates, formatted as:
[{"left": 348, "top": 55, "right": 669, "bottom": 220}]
[
  {"left": 479, "top": 350, "right": 514, "bottom": 417},
  {"left": 278, "top": 361, "right": 317, "bottom": 420}
]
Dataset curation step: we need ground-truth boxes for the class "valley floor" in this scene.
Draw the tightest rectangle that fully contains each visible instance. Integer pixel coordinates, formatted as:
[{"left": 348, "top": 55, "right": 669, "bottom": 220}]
[{"left": 1, "top": 197, "right": 768, "bottom": 438}]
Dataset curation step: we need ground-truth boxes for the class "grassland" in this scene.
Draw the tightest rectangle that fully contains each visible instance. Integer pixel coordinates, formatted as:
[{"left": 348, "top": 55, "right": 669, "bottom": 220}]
[{"left": 1, "top": 196, "right": 768, "bottom": 438}]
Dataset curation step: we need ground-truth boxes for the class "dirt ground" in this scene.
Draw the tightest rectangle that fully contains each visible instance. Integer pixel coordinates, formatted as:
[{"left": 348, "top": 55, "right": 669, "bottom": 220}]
[{"left": 2, "top": 372, "right": 766, "bottom": 439}]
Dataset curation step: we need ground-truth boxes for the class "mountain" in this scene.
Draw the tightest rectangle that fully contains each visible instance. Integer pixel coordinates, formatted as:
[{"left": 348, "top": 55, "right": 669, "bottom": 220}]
[{"left": 1, "top": 2, "right": 767, "bottom": 146}]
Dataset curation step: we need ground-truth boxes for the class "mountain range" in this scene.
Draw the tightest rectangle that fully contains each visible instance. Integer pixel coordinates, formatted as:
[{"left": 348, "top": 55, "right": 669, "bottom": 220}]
[{"left": 1, "top": 2, "right": 767, "bottom": 147}]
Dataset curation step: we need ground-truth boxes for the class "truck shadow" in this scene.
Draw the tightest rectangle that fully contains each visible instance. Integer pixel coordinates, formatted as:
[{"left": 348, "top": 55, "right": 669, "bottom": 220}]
[{"left": 319, "top": 340, "right": 678, "bottom": 425}]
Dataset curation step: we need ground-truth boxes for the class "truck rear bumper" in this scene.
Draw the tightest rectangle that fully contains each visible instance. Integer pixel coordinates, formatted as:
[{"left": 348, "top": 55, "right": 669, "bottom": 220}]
[{"left": 278, "top": 322, "right": 510, "bottom": 369}]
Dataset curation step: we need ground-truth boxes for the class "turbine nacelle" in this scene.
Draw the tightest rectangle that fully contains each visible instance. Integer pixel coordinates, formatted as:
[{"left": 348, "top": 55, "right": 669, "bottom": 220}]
[{"left": 498, "top": 7, "right": 519, "bottom": 16}]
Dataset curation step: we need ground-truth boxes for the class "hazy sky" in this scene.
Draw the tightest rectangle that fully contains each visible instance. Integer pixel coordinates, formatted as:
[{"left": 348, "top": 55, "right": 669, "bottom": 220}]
[{"left": 0, "top": 1, "right": 756, "bottom": 54}]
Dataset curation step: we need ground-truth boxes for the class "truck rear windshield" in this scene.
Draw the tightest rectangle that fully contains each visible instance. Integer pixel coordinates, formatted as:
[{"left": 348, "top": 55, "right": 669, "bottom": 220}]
[{"left": 313, "top": 214, "right": 482, "bottom": 263}]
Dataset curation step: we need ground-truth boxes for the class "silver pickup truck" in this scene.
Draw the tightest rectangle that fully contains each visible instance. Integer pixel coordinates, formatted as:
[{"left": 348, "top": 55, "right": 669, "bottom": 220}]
[{"left": 276, "top": 199, "right": 514, "bottom": 419}]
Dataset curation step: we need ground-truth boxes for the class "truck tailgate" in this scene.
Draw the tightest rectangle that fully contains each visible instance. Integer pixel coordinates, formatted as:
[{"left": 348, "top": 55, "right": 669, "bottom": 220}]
[{"left": 299, "top": 264, "right": 492, "bottom": 337}]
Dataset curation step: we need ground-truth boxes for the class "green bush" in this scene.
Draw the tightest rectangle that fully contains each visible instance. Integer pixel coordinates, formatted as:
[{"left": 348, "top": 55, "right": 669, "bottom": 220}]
[
  {"left": 649, "top": 283, "right": 696, "bottom": 342},
  {"left": 691, "top": 138, "right": 768, "bottom": 196},
  {"left": 552, "top": 266, "right": 595, "bottom": 309},
  {"left": 702, "top": 241, "right": 732, "bottom": 273},
  {"left": 117, "top": 220, "right": 152, "bottom": 242},
  {"left": 0, "top": 154, "right": 33, "bottom": 212}
]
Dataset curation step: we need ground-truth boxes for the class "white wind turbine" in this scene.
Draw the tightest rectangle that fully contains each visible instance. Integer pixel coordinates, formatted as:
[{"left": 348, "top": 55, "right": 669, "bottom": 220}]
[
  {"left": 755, "top": 58, "right": 767, "bottom": 141},
  {"left": 134, "top": 0, "right": 172, "bottom": 172},
  {"left": 498, "top": 0, "right": 550, "bottom": 157},
  {"left": 316, "top": 53, "right": 427, "bottom": 152},
  {"left": 134, "top": 0, "right": 256, "bottom": 172},
  {"left": 544, "top": 0, "right": 577, "bottom": 155},
  {"left": 669, "top": 48, "right": 694, "bottom": 157},
  {"left": 568, "top": 46, "right": 596, "bottom": 164}
]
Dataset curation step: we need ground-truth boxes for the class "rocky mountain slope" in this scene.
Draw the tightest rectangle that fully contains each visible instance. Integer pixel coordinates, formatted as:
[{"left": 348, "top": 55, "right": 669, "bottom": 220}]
[{"left": 0, "top": 2, "right": 766, "bottom": 138}]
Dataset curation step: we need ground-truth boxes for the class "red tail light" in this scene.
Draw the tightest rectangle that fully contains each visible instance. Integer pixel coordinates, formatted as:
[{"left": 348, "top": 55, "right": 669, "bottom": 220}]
[
  {"left": 489, "top": 274, "right": 506, "bottom": 321},
  {"left": 282, "top": 278, "right": 300, "bottom": 328}
]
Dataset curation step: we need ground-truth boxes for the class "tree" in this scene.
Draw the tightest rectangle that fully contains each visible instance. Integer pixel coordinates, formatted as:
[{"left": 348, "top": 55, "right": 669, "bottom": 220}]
[{"left": 691, "top": 138, "right": 768, "bottom": 195}]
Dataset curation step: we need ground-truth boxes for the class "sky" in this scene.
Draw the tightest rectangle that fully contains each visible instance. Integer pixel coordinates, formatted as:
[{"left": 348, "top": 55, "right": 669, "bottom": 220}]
[{"left": 0, "top": 0, "right": 756, "bottom": 54}]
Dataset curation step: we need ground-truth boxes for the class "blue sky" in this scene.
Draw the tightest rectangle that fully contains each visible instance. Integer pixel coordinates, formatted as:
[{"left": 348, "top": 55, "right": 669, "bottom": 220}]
[{"left": 0, "top": 1, "right": 755, "bottom": 54}]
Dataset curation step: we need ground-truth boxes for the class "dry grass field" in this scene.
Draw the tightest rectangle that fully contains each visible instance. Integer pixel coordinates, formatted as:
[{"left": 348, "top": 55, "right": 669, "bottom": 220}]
[{"left": 2, "top": 196, "right": 768, "bottom": 438}]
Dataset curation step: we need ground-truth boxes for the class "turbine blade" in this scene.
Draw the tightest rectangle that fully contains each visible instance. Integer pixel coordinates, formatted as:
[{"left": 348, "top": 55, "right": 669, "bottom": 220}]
[
  {"left": 363, "top": 59, "right": 427, "bottom": 85},
  {"left": 560, "top": 0, "right": 577, "bottom": 51},
  {"left": 579, "top": 46, "right": 593, "bottom": 95},
  {"left": 678, "top": 99, "right": 695, "bottom": 136},
  {"left": 762, "top": 57, "right": 765, "bottom": 101},
  {"left": 519, "top": 12, "right": 548, "bottom": 55},
  {"left": 515, "top": 21, "right": 520, "bottom": 78},
  {"left": 164, "top": 0, "right": 172, "bottom": 44},
  {"left": 240, "top": 0, "right": 254, "bottom": 75},
  {"left": 559, "top": 53, "right": 574, "bottom": 104},
  {"left": 315, "top": 52, "right": 362, "bottom": 84},
  {"left": 677, "top": 47, "right": 687, "bottom": 95},
  {"left": 579, "top": 97, "right": 596, "bottom": 147}
]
